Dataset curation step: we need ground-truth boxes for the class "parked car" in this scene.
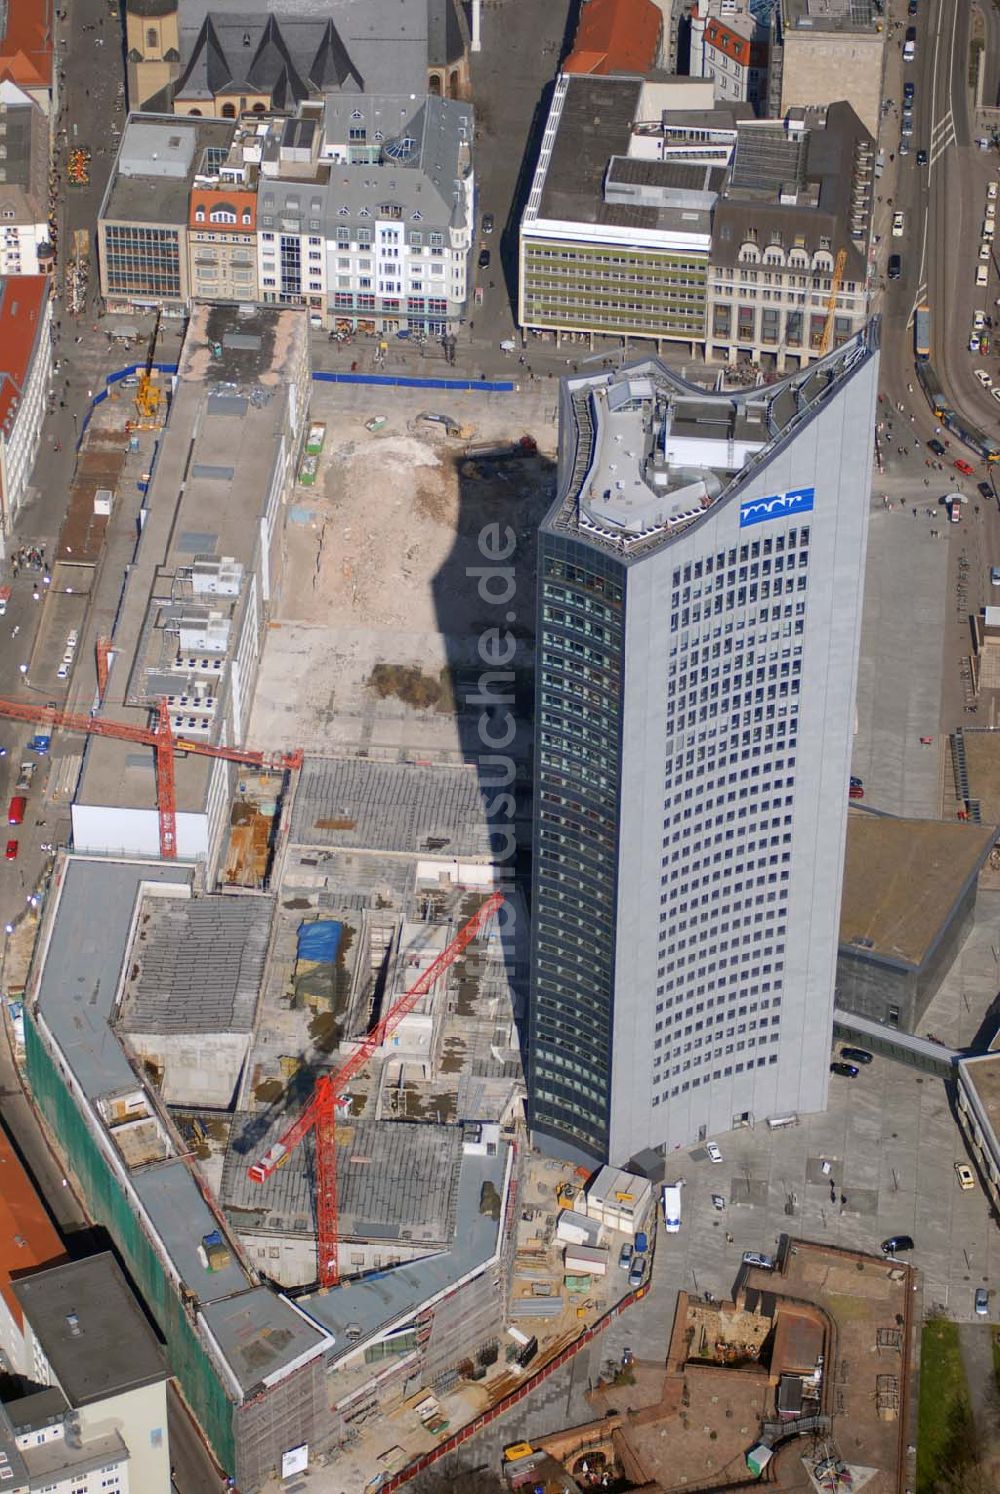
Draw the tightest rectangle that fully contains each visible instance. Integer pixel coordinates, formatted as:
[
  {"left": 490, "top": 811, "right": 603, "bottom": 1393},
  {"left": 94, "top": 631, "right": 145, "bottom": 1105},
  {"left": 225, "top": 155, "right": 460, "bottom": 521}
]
[
  {"left": 974, "top": 310, "right": 986, "bottom": 330},
  {"left": 955, "top": 1163, "right": 976, "bottom": 1190},
  {"left": 628, "top": 1256, "right": 646, "bottom": 1289},
  {"left": 881, "top": 1234, "right": 915, "bottom": 1256},
  {"left": 634, "top": 1230, "right": 649, "bottom": 1255},
  {"left": 705, "top": 1141, "right": 723, "bottom": 1163},
  {"left": 888, "top": 254, "right": 902, "bottom": 280},
  {"left": 928, "top": 439, "right": 946, "bottom": 456},
  {"left": 478, "top": 247, "right": 491, "bottom": 270},
  {"left": 892, "top": 211, "right": 905, "bottom": 237},
  {"left": 975, "top": 1286, "right": 989, "bottom": 1316},
  {"left": 903, "top": 80, "right": 915, "bottom": 102},
  {"left": 992, "top": 388, "right": 1000, "bottom": 404},
  {"left": 481, "top": 213, "right": 494, "bottom": 234},
  {"left": 830, "top": 1062, "right": 859, "bottom": 1078},
  {"left": 955, "top": 459, "right": 976, "bottom": 476},
  {"left": 4, "top": 839, "right": 17, "bottom": 861},
  {"left": 975, "top": 368, "right": 993, "bottom": 387},
  {"left": 618, "top": 1242, "right": 633, "bottom": 1271},
  {"left": 742, "top": 1251, "right": 776, "bottom": 1270},
  {"left": 978, "top": 481, "right": 993, "bottom": 499},
  {"left": 991, "top": 566, "right": 1000, "bottom": 587},
  {"left": 848, "top": 784, "right": 864, "bottom": 800},
  {"left": 840, "top": 1046, "right": 873, "bottom": 1065}
]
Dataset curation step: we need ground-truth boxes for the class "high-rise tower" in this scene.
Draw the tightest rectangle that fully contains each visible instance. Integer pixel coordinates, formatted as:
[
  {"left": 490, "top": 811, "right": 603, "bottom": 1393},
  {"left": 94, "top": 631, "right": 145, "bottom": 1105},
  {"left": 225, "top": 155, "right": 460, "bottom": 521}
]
[{"left": 529, "top": 329, "right": 879, "bottom": 1163}]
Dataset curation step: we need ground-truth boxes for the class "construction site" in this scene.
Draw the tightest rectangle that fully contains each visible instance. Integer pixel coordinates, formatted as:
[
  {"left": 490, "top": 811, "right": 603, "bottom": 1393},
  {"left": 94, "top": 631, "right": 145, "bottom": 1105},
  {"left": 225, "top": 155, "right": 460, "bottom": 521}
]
[
  {"left": 249, "top": 378, "right": 558, "bottom": 767},
  {"left": 7, "top": 304, "right": 657, "bottom": 1493}
]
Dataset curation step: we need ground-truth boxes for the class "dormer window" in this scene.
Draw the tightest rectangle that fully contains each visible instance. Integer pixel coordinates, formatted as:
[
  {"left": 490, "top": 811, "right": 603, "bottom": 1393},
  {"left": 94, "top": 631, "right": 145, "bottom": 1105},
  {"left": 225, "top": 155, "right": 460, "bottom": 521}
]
[
  {"left": 195, "top": 206, "right": 205, "bottom": 222},
  {"left": 241, "top": 210, "right": 251, "bottom": 225}
]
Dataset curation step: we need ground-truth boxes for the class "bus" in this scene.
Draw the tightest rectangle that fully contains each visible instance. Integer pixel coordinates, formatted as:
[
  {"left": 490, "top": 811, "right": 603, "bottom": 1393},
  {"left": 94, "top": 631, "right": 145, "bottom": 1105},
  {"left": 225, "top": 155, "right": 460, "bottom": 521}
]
[
  {"left": 914, "top": 304, "right": 931, "bottom": 361},
  {"left": 915, "top": 359, "right": 952, "bottom": 420},
  {"left": 943, "top": 409, "right": 1000, "bottom": 463}
]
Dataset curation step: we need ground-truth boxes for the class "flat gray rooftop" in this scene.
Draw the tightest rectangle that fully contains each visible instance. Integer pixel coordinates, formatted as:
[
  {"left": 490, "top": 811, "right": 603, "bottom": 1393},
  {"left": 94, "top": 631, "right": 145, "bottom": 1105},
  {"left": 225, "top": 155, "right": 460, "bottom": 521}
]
[
  {"left": 131, "top": 1159, "right": 251, "bottom": 1305},
  {"left": 299, "top": 1142, "right": 510, "bottom": 1355},
  {"left": 783, "top": 0, "right": 878, "bottom": 34},
  {"left": 120, "top": 894, "right": 270, "bottom": 1034},
  {"left": 290, "top": 757, "right": 494, "bottom": 857},
  {"left": 11, "top": 1253, "right": 167, "bottom": 1407},
  {"left": 221, "top": 1117, "right": 462, "bottom": 1245},
  {"left": 200, "top": 1286, "right": 329, "bottom": 1396},
  {"left": 104, "top": 116, "right": 236, "bottom": 225},
  {"left": 75, "top": 303, "right": 309, "bottom": 814},
  {"left": 35, "top": 859, "right": 193, "bottom": 1100}
]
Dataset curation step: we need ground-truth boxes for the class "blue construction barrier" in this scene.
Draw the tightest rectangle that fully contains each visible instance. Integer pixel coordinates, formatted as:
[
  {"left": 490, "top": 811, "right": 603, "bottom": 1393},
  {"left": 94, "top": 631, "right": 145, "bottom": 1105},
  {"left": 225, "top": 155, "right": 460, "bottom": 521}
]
[
  {"left": 74, "top": 362, "right": 513, "bottom": 449},
  {"left": 312, "top": 370, "right": 515, "bottom": 392}
]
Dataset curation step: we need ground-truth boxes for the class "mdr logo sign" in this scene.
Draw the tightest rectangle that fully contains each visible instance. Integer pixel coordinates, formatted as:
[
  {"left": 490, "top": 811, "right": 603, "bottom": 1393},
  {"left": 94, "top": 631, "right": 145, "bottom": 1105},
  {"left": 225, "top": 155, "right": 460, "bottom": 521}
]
[{"left": 739, "top": 487, "right": 815, "bottom": 529}]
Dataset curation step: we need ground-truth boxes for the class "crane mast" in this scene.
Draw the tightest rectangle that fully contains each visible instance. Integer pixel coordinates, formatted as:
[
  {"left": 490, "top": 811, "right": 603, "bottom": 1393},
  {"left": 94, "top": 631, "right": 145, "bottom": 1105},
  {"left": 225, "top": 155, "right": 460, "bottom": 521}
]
[{"left": 247, "top": 890, "right": 504, "bottom": 1288}]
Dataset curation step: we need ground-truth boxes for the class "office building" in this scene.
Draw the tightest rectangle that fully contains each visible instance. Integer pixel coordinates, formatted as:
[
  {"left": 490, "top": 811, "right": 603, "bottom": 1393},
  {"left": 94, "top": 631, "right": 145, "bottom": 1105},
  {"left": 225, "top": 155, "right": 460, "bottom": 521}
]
[
  {"left": 98, "top": 114, "right": 237, "bottom": 314},
  {"left": 518, "top": 78, "right": 871, "bottom": 369},
  {"left": 707, "top": 104, "right": 873, "bottom": 370},
  {"left": 773, "top": 0, "right": 885, "bottom": 137},
  {"left": 528, "top": 327, "right": 879, "bottom": 1163},
  {"left": 10, "top": 1253, "right": 171, "bottom": 1493},
  {"left": 836, "top": 809, "right": 995, "bottom": 1034},
  {"left": 0, "top": 274, "right": 52, "bottom": 554},
  {"left": 518, "top": 73, "right": 731, "bottom": 351}
]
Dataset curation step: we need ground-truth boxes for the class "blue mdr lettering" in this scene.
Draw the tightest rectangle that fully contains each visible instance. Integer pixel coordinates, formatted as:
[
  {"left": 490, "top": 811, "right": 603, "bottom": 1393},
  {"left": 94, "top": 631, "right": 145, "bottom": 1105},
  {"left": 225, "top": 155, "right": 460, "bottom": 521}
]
[{"left": 739, "top": 486, "right": 815, "bottom": 529}]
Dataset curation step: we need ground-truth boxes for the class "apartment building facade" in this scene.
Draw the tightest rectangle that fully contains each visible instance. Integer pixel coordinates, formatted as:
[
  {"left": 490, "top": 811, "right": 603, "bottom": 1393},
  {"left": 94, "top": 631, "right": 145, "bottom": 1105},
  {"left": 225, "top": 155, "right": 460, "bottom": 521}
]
[
  {"left": 529, "top": 330, "right": 879, "bottom": 1163},
  {"left": 689, "top": 0, "right": 769, "bottom": 114},
  {"left": 100, "top": 99, "right": 472, "bottom": 334},
  {"left": 0, "top": 80, "right": 53, "bottom": 276},
  {"left": 0, "top": 274, "right": 51, "bottom": 555},
  {"left": 706, "top": 105, "right": 872, "bottom": 370}
]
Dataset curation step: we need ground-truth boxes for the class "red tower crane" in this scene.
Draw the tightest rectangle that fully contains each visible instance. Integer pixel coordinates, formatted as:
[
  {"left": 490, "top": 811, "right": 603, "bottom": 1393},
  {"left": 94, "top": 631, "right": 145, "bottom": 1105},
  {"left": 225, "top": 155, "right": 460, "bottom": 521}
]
[
  {"left": 0, "top": 695, "right": 303, "bottom": 859},
  {"left": 247, "top": 889, "right": 504, "bottom": 1289}
]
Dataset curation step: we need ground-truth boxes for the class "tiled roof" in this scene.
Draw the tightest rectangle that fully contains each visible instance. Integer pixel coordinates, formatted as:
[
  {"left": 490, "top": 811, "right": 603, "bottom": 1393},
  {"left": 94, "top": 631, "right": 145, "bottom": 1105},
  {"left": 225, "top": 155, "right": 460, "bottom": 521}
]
[
  {"left": 0, "top": 0, "right": 53, "bottom": 90},
  {"left": 564, "top": 0, "right": 662, "bottom": 77},
  {"left": 706, "top": 19, "right": 751, "bottom": 68},
  {"left": 0, "top": 1129, "right": 66, "bottom": 1332},
  {"left": 189, "top": 186, "right": 257, "bottom": 231},
  {"left": 0, "top": 274, "right": 47, "bottom": 442}
]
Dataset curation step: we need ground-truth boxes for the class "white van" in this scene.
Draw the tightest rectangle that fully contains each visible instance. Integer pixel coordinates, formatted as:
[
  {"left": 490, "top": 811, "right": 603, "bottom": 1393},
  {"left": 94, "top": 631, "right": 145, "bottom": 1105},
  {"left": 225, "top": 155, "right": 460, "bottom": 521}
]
[{"left": 662, "top": 1184, "right": 682, "bottom": 1233}]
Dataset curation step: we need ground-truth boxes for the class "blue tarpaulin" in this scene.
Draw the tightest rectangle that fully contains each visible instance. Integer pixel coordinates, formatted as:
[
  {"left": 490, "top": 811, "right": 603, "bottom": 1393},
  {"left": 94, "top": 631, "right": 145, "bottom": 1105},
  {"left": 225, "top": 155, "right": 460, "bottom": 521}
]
[{"left": 297, "top": 920, "right": 342, "bottom": 963}]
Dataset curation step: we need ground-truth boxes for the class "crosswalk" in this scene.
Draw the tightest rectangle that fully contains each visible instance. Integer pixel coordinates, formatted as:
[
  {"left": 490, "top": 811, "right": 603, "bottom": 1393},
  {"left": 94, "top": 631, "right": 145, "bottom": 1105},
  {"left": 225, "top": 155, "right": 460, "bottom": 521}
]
[{"left": 930, "top": 109, "right": 956, "bottom": 168}]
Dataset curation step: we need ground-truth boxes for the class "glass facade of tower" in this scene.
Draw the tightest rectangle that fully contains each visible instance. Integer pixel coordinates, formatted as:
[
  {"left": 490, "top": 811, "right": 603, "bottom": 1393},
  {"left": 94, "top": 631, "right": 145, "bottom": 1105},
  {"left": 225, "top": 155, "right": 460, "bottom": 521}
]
[{"left": 528, "top": 534, "right": 626, "bottom": 1158}]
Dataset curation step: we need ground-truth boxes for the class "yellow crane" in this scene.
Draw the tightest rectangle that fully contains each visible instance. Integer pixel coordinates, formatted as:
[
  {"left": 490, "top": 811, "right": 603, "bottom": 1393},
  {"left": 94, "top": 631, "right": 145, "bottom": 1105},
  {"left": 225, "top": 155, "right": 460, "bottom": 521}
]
[
  {"left": 818, "top": 247, "right": 848, "bottom": 356},
  {"left": 135, "top": 307, "right": 163, "bottom": 426}
]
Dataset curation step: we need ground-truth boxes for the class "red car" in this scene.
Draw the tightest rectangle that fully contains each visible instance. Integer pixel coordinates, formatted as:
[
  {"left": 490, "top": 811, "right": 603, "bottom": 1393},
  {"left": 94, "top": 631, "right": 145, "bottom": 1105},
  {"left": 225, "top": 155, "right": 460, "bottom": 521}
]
[
  {"left": 955, "top": 459, "right": 976, "bottom": 476},
  {"left": 5, "top": 839, "right": 18, "bottom": 861},
  {"left": 848, "top": 785, "right": 865, "bottom": 800}
]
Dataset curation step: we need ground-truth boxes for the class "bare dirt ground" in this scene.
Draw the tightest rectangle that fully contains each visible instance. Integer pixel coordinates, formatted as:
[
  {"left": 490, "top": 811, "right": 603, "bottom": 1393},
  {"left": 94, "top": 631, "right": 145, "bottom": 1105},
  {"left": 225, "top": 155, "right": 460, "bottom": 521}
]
[{"left": 249, "top": 382, "right": 557, "bottom": 761}]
